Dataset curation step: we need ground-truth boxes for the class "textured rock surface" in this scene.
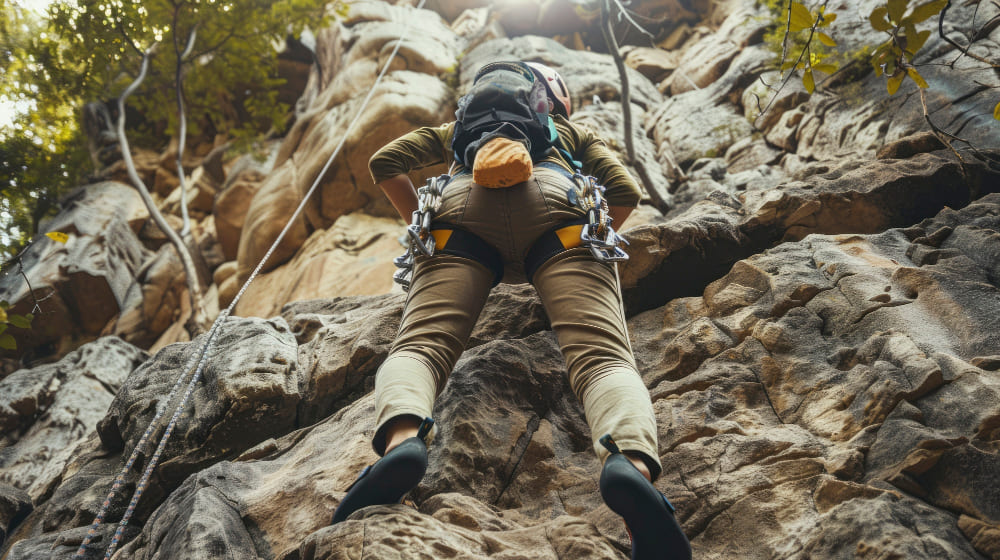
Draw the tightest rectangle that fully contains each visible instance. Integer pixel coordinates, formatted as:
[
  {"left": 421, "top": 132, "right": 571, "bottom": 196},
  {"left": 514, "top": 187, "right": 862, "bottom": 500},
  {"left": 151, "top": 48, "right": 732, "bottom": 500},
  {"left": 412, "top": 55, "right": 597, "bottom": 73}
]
[
  {"left": 0, "top": 184, "right": 150, "bottom": 360},
  {"left": 621, "top": 149, "right": 1000, "bottom": 314},
  {"left": 7, "top": 196, "right": 1000, "bottom": 559},
  {"left": 0, "top": 484, "right": 31, "bottom": 549},
  {"left": 236, "top": 1, "right": 459, "bottom": 280},
  {"left": 3, "top": 0, "right": 1000, "bottom": 557},
  {"left": 234, "top": 213, "right": 404, "bottom": 319},
  {"left": 0, "top": 337, "right": 146, "bottom": 503}
]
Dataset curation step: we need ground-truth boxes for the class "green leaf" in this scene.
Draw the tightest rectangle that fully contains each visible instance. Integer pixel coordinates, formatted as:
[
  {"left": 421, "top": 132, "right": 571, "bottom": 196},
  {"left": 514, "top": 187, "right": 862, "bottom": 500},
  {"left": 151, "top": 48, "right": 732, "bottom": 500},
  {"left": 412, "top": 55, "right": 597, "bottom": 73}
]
[
  {"left": 906, "top": 0, "right": 948, "bottom": 24},
  {"left": 994, "top": 100, "right": 1000, "bottom": 121},
  {"left": 0, "top": 334, "right": 15, "bottom": 351},
  {"left": 818, "top": 32, "right": 837, "bottom": 46},
  {"left": 888, "top": 0, "right": 909, "bottom": 23},
  {"left": 907, "top": 68, "right": 929, "bottom": 88},
  {"left": 814, "top": 63, "right": 838, "bottom": 74},
  {"left": 869, "top": 6, "right": 893, "bottom": 31},
  {"left": 790, "top": 2, "right": 814, "bottom": 31},
  {"left": 803, "top": 69, "right": 816, "bottom": 93},
  {"left": 1, "top": 300, "right": 8, "bottom": 310},
  {"left": 885, "top": 58, "right": 898, "bottom": 76},
  {"left": 0, "top": 324, "right": 6, "bottom": 336},
  {"left": 887, "top": 71, "right": 905, "bottom": 94},
  {"left": 782, "top": 60, "right": 798, "bottom": 72},
  {"left": 908, "top": 29, "right": 932, "bottom": 54},
  {"left": 821, "top": 12, "right": 837, "bottom": 25},
  {"left": 8, "top": 314, "right": 32, "bottom": 329}
]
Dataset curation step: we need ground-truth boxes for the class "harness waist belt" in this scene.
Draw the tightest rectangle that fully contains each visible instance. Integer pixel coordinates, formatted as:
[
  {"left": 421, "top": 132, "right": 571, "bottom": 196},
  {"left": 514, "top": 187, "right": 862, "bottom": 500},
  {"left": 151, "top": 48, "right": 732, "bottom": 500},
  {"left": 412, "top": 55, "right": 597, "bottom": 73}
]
[{"left": 524, "top": 218, "right": 588, "bottom": 283}]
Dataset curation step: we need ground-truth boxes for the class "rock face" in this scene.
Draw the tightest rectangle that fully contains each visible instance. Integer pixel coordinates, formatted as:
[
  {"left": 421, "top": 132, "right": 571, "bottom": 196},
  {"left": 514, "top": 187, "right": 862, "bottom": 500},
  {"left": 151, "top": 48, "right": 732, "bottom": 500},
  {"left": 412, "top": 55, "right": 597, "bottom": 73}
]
[
  {"left": 2, "top": 0, "right": 1000, "bottom": 558},
  {"left": 7, "top": 197, "right": 1000, "bottom": 559},
  {"left": 0, "top": 183, "right": 150, "bottom": 362},
  {"left": 234, "top": 213, "right": 404, "bottom": 319},
  {"left": 235, "top": 1, "right": 460, "bottom": 282},
  {"left": 0, "top": 338, "right": 147, "bottom": 502}
]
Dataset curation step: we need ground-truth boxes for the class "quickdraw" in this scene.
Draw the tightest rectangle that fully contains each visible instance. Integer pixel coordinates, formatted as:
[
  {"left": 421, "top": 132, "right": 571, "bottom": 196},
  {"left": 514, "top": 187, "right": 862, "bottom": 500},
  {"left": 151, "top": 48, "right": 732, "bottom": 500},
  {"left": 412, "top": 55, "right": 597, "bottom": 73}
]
[
  {"left": 568, "top": 172, "right": 629, "bottom": 263},
  {"left": 393, "top": 174, "right": 449, "bottom": 291}
]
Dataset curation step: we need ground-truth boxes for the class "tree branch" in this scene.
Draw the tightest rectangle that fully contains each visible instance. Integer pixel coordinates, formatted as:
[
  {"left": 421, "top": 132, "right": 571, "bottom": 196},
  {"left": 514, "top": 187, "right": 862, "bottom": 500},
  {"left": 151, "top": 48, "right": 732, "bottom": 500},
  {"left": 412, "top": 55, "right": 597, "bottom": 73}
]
[
  {"left": 17, "top": 259, "right": 43, "bottom": 315},
  {"left": 610, "top": 0, "right": 656, "bottom": 41},
  {"left": 191, "top": 28, "right": 239, "bottom": 59},
  {"left": 1, "top": 237, "right": 54, "bottom": 316},
  {"left": 753, "top": 0, "right": 832, "bottom": 128},
  {"left": 938, "top": 0, "right": 998, "bottom": 67},
  {"left": 117, "top": 45, "right": 210, "bottom": 336},
  {"left": 174, "top": 16, "right": 198, "bottom": 237},
  {"left": 601, "top": 0, "right": 671, "bottom": 214}
]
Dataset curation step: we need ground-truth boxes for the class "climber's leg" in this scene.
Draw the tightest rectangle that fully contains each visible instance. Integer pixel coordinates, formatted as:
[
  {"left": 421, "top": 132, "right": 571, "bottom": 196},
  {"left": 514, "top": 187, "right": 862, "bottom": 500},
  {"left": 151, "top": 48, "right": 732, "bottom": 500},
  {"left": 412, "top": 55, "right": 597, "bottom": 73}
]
[
  {"left": 372, "top": 253, "right": 494, "bottom": 455},
  {"left": 599, "top": 435, "right": 691, "bottom": 560},
  {"left": 332, "top": 254, "right": 492, "bottom": 525},
  {"left": 531, "top": 248, "right": 661, "bottom": 478},
  {"left": 532, "top": 249, "right": 690, "bottom": 559},
  {"left": 331, "top": 417, "right": 434, "bottom": 525}
]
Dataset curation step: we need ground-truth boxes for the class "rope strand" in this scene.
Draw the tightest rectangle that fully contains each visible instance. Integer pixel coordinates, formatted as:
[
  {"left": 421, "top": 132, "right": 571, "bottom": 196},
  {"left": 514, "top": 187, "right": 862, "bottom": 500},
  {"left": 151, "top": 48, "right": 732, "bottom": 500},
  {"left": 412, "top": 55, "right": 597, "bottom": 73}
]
[{"left": 73, "top": 3, "right": 426, "bottom": 557}]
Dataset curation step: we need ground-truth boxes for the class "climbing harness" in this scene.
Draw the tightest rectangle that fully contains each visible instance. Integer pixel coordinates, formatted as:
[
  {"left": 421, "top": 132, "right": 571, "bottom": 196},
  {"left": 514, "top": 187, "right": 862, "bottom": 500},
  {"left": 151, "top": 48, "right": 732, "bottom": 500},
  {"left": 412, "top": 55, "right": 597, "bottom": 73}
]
[
  {"left": 73, "top": 1, "right": 428, "bottom": 557},
  {"left": 393, "top": 173, "right": 448, "bottom": 290},
  {"left": 391, "top": 172, "right": 505, "bottom": 290},
  {"left": 399, "top": 164, "right": 631, "bottom": 287}
]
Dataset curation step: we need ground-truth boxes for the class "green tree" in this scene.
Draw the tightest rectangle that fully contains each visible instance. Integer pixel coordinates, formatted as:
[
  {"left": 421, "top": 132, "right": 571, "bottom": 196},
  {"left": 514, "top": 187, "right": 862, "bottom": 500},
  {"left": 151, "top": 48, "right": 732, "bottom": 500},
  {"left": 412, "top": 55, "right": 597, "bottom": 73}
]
[
  {"left": 2, "top": 3, "right": 85, "bottom": 255},
  {"left": 1, "top": 0, "right": 331, "bottom": 256}
]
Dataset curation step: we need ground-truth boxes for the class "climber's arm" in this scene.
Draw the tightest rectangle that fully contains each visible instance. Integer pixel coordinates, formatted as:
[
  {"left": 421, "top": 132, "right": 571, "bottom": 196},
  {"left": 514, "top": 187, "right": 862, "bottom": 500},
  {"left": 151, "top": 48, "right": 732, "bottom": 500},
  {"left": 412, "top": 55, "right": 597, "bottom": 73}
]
[
  {"left": 369, "top": 124, "right": 452, "bottom": 184},
  {"left": 380, "top": 174, "right": 419, "bottom": 222},
  {"left": 609, "top": 205, "right": 633, "bottom": 227}
]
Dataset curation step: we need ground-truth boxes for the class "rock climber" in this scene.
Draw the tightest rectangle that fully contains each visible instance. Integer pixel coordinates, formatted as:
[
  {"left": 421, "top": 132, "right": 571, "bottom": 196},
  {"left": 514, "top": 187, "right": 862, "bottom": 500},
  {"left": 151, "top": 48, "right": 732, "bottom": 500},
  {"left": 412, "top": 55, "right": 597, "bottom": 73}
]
[{"left": 331, "top": 60, "right": 691, "bottom": 560}]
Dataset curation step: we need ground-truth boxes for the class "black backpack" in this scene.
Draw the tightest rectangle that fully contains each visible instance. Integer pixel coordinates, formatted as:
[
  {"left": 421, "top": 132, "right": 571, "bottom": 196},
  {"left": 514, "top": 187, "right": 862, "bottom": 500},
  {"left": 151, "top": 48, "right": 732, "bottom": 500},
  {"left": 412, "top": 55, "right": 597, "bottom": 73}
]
[{"left": 451, "top": 61, "right": 560, "bottom": 168}]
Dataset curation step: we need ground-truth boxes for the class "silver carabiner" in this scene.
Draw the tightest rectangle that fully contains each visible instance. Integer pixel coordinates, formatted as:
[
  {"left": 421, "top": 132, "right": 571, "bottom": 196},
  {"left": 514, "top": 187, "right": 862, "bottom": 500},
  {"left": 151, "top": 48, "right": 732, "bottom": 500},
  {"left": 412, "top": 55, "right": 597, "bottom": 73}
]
[{"left": 392, "top": 174, "right": 450, "bottom": 291}]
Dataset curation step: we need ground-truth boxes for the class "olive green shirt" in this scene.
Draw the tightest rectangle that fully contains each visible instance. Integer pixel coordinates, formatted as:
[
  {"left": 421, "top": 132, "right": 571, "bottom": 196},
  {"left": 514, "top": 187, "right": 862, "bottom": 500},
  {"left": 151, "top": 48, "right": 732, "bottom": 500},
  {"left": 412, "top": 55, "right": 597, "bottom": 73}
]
[{"left": 368, "top": 115, "right": 642, "bottom": 207}]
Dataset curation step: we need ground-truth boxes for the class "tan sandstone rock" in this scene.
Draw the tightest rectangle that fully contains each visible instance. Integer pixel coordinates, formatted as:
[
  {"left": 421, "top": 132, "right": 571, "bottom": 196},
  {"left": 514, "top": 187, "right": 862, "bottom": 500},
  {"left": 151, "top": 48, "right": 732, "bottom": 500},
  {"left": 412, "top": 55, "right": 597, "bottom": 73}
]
[{"left": 235, "top": 213, "right": 403, "bottom": 318}]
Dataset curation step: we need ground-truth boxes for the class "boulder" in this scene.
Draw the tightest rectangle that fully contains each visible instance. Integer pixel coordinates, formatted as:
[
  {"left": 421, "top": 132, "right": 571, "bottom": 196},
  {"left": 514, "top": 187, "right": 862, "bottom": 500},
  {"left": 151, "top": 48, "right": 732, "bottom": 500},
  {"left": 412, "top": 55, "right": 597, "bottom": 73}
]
[
  {"left": 647, "top": 45, "right": 770, "bottom": 170},
  {"left": 658, "top": 2, "right": 769, "bottom": 96},
  {"left": 101, "top": 148, "right": 160, "bottom": 189},
  {"left": 110, "top": 244, "right": 189, "bottom": 349},
  {"left": 136, "top": 212, "right": 184, "bottom": 250},
  {"left": 97, "top": 317, "right": 301, "bottom": 499},
  {"left": 236, "top": 2, "right": 459, "bottom": 278},
  {"left": 235, "top": 159, "right": 312, "bottom": 283},
  {"left": 0, "top": 184, "right": 150, "bottom": 362},
  {"left": 624, "top": 46, "right": 679, "bottom": 84},
  {"left": 0, "top": 484, "right": 31, "bottom": 549},
  {"left": 234, "top": 213, "right": 403, "bottom": 319},
  {"left": 214, "top": 168, "right": 267, "bottom": 261},
  {"left": 788, "top": 22, "right": 999, "bottom": 160},
  {"left": 572, "top": 101, "right": 673, "bottom": 211},
  {"left": 622, "top": 149, "right": 1000, "bottom": 314},
  {"left": 0, "top": 337, "right": 147, "bottom": 502}
]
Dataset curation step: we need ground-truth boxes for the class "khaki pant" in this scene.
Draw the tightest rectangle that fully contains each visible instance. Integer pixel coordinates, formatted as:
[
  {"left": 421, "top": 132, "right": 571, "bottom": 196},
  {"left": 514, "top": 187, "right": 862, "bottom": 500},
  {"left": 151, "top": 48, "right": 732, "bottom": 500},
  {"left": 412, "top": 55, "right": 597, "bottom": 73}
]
[{"left": 373, "top": 166, "right": 662, "bottom": 479}]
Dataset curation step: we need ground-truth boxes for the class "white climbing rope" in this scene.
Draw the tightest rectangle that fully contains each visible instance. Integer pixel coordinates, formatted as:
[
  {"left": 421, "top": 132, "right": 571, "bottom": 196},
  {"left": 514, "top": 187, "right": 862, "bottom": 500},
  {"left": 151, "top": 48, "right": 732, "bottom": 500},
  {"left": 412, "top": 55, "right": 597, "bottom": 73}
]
[{"left": 73, "top": 2, "right": 427, "bottom": 557}]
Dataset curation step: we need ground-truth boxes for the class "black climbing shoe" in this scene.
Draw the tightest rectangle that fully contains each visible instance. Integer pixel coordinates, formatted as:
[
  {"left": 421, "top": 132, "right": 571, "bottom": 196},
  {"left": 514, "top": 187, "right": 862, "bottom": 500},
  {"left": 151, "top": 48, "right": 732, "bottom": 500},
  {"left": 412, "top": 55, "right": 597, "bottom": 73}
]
[
  {"left": 599, "top": 435, "right": 691, "bottom": 560},
  {"left": 330, "top": 418, "right": 433, "bottom": 524}
]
